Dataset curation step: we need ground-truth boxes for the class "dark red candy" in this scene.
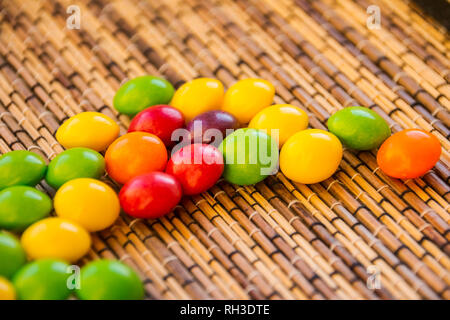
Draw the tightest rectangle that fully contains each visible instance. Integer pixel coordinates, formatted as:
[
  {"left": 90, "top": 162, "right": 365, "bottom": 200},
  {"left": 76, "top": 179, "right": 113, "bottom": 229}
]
[
  {"left": 166, "top": 144, "right": 224, "bottom": 195},
  {"left": 128, "top": 105, "right": 185, "bottom": 147},
  {"left": 119, "top": 172, "right": 182, "bottom": 219},
  {"left": 186, "top": 110, "right": 240, "bottom": 147}
]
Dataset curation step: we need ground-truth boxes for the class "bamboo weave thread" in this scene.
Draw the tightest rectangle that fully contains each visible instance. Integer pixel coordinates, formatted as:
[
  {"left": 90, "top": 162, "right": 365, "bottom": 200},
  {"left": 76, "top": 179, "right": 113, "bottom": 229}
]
[{"left": 0, "top": 0, "right": 449, "bottom": 300}]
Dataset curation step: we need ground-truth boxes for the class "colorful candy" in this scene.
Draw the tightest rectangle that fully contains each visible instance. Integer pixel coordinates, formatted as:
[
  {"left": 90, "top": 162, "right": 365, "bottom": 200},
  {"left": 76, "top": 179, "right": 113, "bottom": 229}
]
[
  {"left": 128, "top": 105, "right": 185, "bottom": 147},
  {"left": 45, "top": 148, "right": 105, "bottom": 189},
  {"left": 222, "top": 78, "right": 275, "bottom": 124},
  {"left": 13, "top": 259, "right": 71, "bottom": 300},
  {"left": 54, "top": 178, "right": 120, "bottom": 232},
  {"left": 186, "top": 110, "right": 240, "bottom": 146},
  {"left": 76, "top": 260, "right": 144, "bottom": 300},
  {"left": 166, "top": 144, "right": 224, "bottom": 195},
  {"left": 113, "top": 75, "right": 175, "bottom": 116},
  {"left": 119, "top": 172, "right": 182, "bottom": 219},
  {"left": 327, "top": 106, "right": 390, "bottom": 150},
  {"left": 21, "top": 217, "right": 91, "bottom": 263},
  {"left": 280, "top": 129, "right": 342, "bottom": 184},
  {"left": 377, "top": 129, "right": 441, "bottom": 179},
  {"left": 219, "top": 128, "right": 279, "bottom": 185},
  {"left": 171, "top": 78, "right": 224, "bottom": 122},
  {"left": 0, "top": 186, "right": 52, "bottom": 230},
  {"left": 249, "top": 104, "right": 309, "bottom": 147},
  {"left": 0, "top": 277, "right": 16, "bottom": 300},
  {"left": 0, "top": 231, "right": 26, "bottom": 279},
  {"left": 0, "top": 150, "right": 47, "bottom": 190},
  {"left": 56, "top": 112, "right": 119, "bottom": 152},
  {"left": 105, "top": 132, "right": 168, "bottom": 184}
]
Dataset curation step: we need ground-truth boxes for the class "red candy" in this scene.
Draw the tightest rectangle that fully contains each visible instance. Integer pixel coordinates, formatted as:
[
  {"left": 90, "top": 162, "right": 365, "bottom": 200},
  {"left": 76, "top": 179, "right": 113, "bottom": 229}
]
[
  {"left": 166, "top": 144, "right": 224, "bottom": 195},
  {"left": 119, "top": 172, "right": 182, "bottom": 219},
  {"left": 128, "top": 105, "right": 185, "bottom": 147}
]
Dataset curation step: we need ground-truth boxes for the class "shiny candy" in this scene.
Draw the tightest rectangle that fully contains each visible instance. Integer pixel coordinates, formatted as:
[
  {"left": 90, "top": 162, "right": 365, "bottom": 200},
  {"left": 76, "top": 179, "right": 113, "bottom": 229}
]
[
  {"left": 171, "top": 78, "right": 224, "bottom": 122},
  {"left": 0, "top": 231, "right": 26, "bottom": 279},
  {"left": 166, "top": 144, "right": 224, "bottom": 195},
  {"left": 0, "top": 150, "right": 47, "bottom": 190},
  {"left": 105, "top": 132, "right": 168, "bottom": 184},
  {"left": 21, "top": 217, "right": 91, "bottom": 263},
  {"left": 114, "top": 75, "right": 175, "bottom": 116},
  {"left": 186, "top": 110, "right": 240, "bottom": 147},
  {"left": 128, "top": 105, "right": 185, "bottom": 147},
  {"left": 77, "top": 260, "right": 144, "bottom": 300},
  {"left": 249, "top": 104, "right": 309, "bottom": 147},
  {"left": 222, "top": 78, "right": 275, "bottom": 124},
  {"left": 0, "top": 277, "right": 16, "bottom": 300},
  {"left": 280, "top": 129, "right": 343, "bottom": 184},
  {"left": 45, "top": 148, "right": 105, "bottom": 189},
  {"left": 54, "top": 178, "right": 120, "bottom": 232},
  {"left": 0, "top": 186, "right": 52, "bottom": 231},
  {"left": 56, "top": 112, "right": 120, "bottom": 152},
  {"left": 327, "top": 106, "right": 390, "bottom": 150},
  {"left": 377, "top": 129, "right": 441, "bottom": 179},
  {"left": 13, "top": 259, "right": 71, "bottom": 300},
  {"left": 219, "top": 128, "right": 279, "bottom": 186},
  {"left": 119, "top": 172, "right": 182, "bottom": 219}
]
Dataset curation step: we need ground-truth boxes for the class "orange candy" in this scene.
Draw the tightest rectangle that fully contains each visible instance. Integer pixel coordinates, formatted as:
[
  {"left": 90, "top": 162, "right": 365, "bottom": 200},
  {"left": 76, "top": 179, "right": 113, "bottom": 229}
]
[
  {"left": 377, "top": 129, "right": 441, "bottom": 179},
  {"left": 105, "top": 132, "right": 168, "bottom": 184}
]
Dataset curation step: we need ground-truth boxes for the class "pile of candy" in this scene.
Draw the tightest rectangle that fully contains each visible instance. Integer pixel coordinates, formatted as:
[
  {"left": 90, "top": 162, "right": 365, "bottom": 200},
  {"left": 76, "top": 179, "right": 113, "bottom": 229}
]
[{"left": 0, "top": 75, "right": 441, "bottom": 300}]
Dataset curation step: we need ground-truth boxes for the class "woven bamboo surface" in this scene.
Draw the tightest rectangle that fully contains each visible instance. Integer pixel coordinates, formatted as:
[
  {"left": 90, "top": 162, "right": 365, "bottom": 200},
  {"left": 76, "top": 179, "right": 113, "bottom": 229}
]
[{"left": 0, "top": 0, "right": 449, "bottom": 300}]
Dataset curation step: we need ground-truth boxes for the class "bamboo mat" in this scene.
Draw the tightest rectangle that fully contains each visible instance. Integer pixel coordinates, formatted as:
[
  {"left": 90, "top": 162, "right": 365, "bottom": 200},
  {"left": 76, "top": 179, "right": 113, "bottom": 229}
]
[{"left": 0, "top": 0, "right": 449, "bottom": 300}]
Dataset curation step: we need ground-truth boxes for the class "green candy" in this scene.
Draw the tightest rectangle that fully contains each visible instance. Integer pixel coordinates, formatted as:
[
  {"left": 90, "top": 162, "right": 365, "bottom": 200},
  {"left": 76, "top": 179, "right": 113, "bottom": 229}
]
[
  {"left": 327, "top": 106, "right": 391, "bottom": 150},
  {"left": 45, "top": 148, "right": 105, "bottom": 189},
  {"left": 219, "top": 128, "right": 279, "bottom": 186},
  {"left": 0, "top": 150, "right": 47, "bottom": 190},
  {"left": 0, "top": 231, "right": 26, "bottom": 279},
  {"left": 0, "top": 186, "right": 52, "bottom": 230},
  {"left": 13, "top": 259, "right": 71, "bottom": 300},
  {"left": 113, "top": 75, "right": 175, "bottom": 116},
  {"left": 76, "top": 260, "right": 144, "bottom": 300}
]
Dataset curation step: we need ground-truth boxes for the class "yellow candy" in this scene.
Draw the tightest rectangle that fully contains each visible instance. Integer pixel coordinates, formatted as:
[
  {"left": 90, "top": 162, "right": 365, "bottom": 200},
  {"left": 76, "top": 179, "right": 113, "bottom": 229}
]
[
  {"left": 280, "top": 129, "right": 342, "bottom": 184},
  {"left": 54, "top": 178, "right": 120, "bottom": 232},
  {"left": 56, "top": 112, "right": 120, "bottom": 152},
  {"left": 170, "top": 78, "right": 224, "bottom": 122},
  {"left": 249, "top": 104, "right": 308, "bottom": 147},
  {"left": 21, "top": 217, "right": 91, "bottom": 263},
  {"left": 0, "top": 277, "right": 16, "bottom": 300},
  {"left": 222, "top": 78, "right": 275, "bottom": 124}
]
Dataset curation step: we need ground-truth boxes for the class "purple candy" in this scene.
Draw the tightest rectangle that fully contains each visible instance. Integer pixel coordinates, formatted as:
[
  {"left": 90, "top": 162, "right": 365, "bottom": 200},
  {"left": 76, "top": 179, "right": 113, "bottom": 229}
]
[{"left": 186, "top": 110, "right": 240, "bottom": 147}]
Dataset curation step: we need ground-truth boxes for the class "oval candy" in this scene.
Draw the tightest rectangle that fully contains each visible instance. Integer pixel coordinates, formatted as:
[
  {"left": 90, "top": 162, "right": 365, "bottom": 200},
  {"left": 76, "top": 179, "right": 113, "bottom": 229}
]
[
  {"left": 222, "top": 78, "right": 275, "bottom": 124},
  {"left": 186, "top": 110, "right": 240, "bottom": 147},
  {"left": 0, "top": 186, "right": 52, "bottom": 231},
  {"left": 21, "top": 217, "right": 91, "bottom": 263},
  {"left": 0, "top": 231, "right": 26, "bottom": 279},
  {"left": 0, "top": 150, "right": 47, "bottom": 190},
  {"left": 219, "top": 128, "right": 279, "bottom": 186},
  {"left": 280, "top": 129, "right": 343, "bottom": 184},
  {"left": 45, "top": 148, "right": 105, "bottom": 189},
  {"left": 114, "top": 75, "right": 174, "bottom": 116},
  {"left": 128, "top": 105, "right": 185, "bottom": 147},
  {"left": 54, "top": 178, "right": 120, "bottom": 232},
  {"left": 377, "top": 129, "right": 441, "bottom": 179},
  {"left": 327, "top": 106, "right": 390, "bottom": 150},
  {"left": 249, "top": 104, "right": 309, "bottom": 147},
  {"left": 13, "top": 259, "right": 71, "bottom": 300},
  {"left": 77, "top": 260, "right": 144, "bottom": 300},
  {"left": 166, "top": 144, "right": 224, "bottom": 195},
  {"left": 170, "top": 78, "right": 224, "bottom": 123},
  {"left": 0, "top": 277, "right": 16, "bottom": 300},
  {"left": 56, "top": 112, "right": 119, "bottom": 152},
  {"left": 105, "top": 132, "right": 168, "bottom": 184},
  {"left": 119, "top": 172, "right": 182, "bottom": 219}
]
